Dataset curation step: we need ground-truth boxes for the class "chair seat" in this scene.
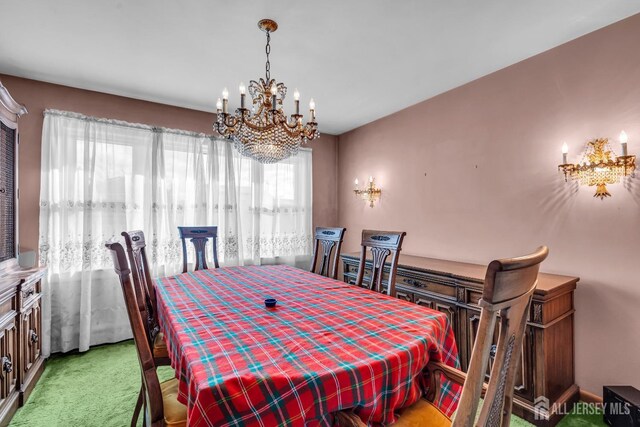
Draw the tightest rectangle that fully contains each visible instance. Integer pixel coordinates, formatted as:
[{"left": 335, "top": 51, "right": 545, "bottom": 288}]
[
  {"left": 392, "top": 398, "right": 451, "bottom": 427},
  {"left": 160, "top": 378, "right": 187, "bottom": 427},
  {"left": 153, "top": 332, "right": 169, "bottom": 359}
]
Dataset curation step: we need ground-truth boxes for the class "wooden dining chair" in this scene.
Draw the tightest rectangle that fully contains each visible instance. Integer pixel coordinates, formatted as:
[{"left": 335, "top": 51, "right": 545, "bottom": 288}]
[
  {"left": 122, "top": 230, "right": 171, "bottom": 426},
  {"left": 121, "top": 231, "right": 170, "bottom": 365},
  {"left": 177, "top": 226, "right": 219, "bottom": 273},
  {"left": 341, "top": 246, "right": 549, "bottom": 427},
  {"left": 310, "top": 227, "right": 347, "bottom": 279},
  {"left": 105, "top": 241, "right": 187, "bottom": 427},
  {"left": 354, "top": 230, "right": 406, "bottom": 298}
]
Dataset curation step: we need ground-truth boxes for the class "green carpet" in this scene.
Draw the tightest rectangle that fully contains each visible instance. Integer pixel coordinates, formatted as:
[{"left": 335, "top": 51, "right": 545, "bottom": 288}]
[{"left": 9, "top": 341, "right": 604, "bottom": 426}]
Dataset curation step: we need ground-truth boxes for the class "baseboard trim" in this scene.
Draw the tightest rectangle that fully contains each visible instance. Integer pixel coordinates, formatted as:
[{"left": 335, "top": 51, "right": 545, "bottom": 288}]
[{"left": 579, "top": 388, "right": 603, "bottom": 404}]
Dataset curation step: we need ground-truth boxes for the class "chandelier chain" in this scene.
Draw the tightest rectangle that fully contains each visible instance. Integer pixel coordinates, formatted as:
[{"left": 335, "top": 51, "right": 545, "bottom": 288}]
[{"left": 265, "top": 31, "right": 271, "bottom": 82}]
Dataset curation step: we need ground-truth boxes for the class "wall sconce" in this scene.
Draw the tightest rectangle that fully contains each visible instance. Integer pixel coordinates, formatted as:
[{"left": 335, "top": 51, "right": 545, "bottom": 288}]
[
  {"left": 354, "top": 176, "right": 382, "bottom": 208},
  {"left": 558, "top": 131, "right": 636, "bottom": 199}
]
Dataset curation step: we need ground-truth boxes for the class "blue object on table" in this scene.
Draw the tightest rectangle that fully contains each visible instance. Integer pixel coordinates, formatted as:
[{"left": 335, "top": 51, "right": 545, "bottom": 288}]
[{"left": 265, "top": 298, "right": 277, "bottom": 308}]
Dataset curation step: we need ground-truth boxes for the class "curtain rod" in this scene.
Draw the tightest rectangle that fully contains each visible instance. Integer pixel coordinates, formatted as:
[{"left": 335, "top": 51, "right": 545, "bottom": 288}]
[
  {"left": 43, "top": 109, "right": 218, "bottom": 139},
  {"left": 43, "top": 109, "right": 312, "bottom": 152}
]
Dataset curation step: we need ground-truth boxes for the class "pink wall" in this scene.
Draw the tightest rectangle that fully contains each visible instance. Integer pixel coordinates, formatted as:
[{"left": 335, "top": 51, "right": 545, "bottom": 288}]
[
  {"left": 0, "top": 75, "right": 338, "bottom": 256},
  {"left": 338, "top": 14, "right": 640, "bottom": 395}
]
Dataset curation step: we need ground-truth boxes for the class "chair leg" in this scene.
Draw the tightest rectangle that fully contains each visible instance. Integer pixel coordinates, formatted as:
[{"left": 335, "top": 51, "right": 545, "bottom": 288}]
[{"left": 131, "top": 386, "right": 143, "bottom": 427}]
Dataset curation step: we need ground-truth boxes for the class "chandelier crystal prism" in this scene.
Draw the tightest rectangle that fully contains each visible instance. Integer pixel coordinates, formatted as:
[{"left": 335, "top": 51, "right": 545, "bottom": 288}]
[{"left": 214, "top": 19, "right": 319, "bottom": 164}]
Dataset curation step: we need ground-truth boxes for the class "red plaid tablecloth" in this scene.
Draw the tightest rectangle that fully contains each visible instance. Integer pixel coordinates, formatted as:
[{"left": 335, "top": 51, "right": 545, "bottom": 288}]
[{"left": 155, "top": 265, "right": 460, "bottom": 426}]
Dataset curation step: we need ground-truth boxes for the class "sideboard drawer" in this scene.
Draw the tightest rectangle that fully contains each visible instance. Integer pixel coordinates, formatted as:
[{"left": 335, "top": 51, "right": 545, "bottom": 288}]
[
  {"left": 396, "top": 273, "right": 456, "bottom": 299},
  {"left": 19, "top": 280, "right": 41, "bottom": 310}
]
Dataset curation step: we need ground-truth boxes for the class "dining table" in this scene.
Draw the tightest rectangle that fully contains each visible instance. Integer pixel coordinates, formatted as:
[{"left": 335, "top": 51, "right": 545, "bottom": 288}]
[{"left": 155, "top": 264, "right": 461, "bottom": 426}]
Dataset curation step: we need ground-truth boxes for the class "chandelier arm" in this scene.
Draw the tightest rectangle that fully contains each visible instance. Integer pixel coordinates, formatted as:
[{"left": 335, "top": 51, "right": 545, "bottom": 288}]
[
  {"left": 224, "top": 115, "right": 239, "bottom": 128},
  {"left": 284, "top": 118, "right": 302, "bottom": 130},
  {"left": 241, "top": 120, "right": 277, "bottom": 133}
]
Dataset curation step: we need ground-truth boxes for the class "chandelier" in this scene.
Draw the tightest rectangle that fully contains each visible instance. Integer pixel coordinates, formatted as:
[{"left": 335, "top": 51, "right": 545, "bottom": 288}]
[
  {"left": 214, "top": 19, "right": 319, "bottom": 164},
  {"left": 558, "top": 132, "right": 635, "bottom": 199}
]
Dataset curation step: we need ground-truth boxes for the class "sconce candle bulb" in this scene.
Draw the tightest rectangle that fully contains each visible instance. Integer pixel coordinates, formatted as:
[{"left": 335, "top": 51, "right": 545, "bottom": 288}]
[
  {"left": 562, "top": 142, "right": 568, "bottom": 164},
  {"left": 620, "top": 130, "right": 628, "bottom": 156}
]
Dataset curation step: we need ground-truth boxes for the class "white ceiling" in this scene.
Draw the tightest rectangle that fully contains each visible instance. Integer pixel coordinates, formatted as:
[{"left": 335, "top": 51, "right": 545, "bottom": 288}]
[{"left": 0, "top": 1, "right": 638, "bottom": 135}]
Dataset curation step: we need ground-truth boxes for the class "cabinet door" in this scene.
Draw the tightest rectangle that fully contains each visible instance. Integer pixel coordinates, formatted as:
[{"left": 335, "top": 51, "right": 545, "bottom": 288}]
[
  {"left": 21, "top": 300, "right": 41, "bottom": 380},
  {"left": 414, "top": 294, "right": 458, "bottom": 340},
  {"left": 466, "top": 309, "right": 534, "bottom": 401},
  {"left": 0, "top": 320, "right": 17, "bottom": 404},
  {"left": 396, "top": 289, "right": 414, "bottom": 303},
  {"left": 0, "top": 123, "right": 17, "bottom": 263}
]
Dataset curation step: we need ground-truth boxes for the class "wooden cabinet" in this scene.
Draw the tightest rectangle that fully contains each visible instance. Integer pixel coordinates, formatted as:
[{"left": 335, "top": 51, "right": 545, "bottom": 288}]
[
  {"left": 0, "top": 263, "right": 45, "bottom": 425},
  {"left": 342, "top": 252, "right": 579, "bottom": 426},
  {"left": 0, "top": 79, "right": 46, "bottom": 426}
]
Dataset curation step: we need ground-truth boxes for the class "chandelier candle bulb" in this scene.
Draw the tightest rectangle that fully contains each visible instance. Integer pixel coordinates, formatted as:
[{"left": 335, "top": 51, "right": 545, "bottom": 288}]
[
  {"left": 562, "top": 142, "right": 569, "bottom": 164},
  {"left": 620, "top": 130, "right": 628, "bottom": 156},
  {"left": 270, "top": 85, "right": 277, "bottom": 112},
  {"left": 222, "top": 88, "right": 229, "bottom": 114},
  {"left": 294, "top": 89, "right": 300, "bottom": 115},
  {"left": 309, "top": 98, "right": 316, "bottom": 121},
  {"left": 239, "top": 83, "right": 246, "bottom": 109},
  {"left": 216, "top": 98, "right": 222, "bottom": 113}
]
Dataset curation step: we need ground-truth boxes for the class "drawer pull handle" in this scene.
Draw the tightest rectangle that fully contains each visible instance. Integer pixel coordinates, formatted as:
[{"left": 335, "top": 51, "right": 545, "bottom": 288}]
[
  {"left": 2, "top": 357, "right": 12, "bottom": 373},
  {"left": 404, "top": 278, "right": 425, "bottom": 288},
  {"left": 30, "top": 330, "right": 38, "bottom": 344},
  {"left": 26, "top": 289, "right": 35, "bottom": 297}
]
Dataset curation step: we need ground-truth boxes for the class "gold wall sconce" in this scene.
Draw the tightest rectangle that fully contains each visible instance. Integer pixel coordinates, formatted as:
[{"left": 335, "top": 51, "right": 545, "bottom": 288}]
[
  {"left": 558, "top": 131, "right": 635, "bottom": 199},
  {"left": 353, "top": 176, "right": 382, "bottom": 208}
]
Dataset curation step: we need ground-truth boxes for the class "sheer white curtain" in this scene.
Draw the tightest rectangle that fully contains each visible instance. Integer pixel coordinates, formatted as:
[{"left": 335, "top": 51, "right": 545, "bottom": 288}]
[{"left": 39, "top": 110, "right": 312, "bottom": 355}]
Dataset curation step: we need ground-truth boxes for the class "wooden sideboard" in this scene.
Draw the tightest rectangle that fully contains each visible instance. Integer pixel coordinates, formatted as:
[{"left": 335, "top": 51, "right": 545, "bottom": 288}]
[
  {"left": 341, "top": 252, "right": 579, "bottom": 426},
  {"left": 0, "top": 261, "right": 45, "bottom": 426}
]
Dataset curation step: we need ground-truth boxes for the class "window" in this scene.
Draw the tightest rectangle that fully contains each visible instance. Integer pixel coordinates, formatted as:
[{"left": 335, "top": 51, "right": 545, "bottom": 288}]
[{"left": 39, "top": 110, "right": 313, "bottom": 275}]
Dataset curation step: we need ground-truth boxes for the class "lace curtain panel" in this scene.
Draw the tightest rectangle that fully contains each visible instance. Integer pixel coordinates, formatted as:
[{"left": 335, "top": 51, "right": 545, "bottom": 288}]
[{"left": 39, "top": 110, "right": 313, "bottom": 355}]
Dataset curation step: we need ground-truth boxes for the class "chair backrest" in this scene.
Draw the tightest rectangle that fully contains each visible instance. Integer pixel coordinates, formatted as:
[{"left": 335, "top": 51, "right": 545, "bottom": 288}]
[
  {"left": 105, "top": 241, "right": 165, "bottom": 426},
  {"left": 121, "top": 230, "right": 160, "bottom": 345},
  {"left": 354, "top": 230, "right": 406, "bottom": 297},
  {"left": 178, "top": 226, "right": 219, "bottom": 273},
  {"left": 310, "top": 227, "right": 347, "bottom": 279},
  {"left": 452, "top": 246, "right": 549, "bottom": 427}
]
